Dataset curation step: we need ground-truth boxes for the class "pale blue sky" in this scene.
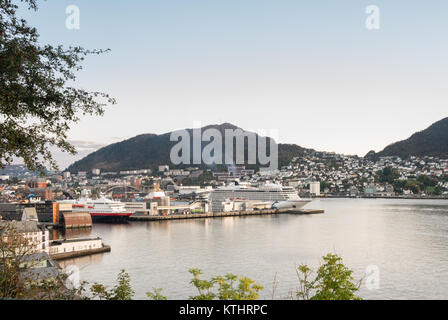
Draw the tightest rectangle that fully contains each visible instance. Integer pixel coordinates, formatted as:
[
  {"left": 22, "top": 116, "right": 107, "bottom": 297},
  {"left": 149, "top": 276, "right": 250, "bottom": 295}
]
[{"left": 19, "top": 0, "right": 448, "bottom": 168}]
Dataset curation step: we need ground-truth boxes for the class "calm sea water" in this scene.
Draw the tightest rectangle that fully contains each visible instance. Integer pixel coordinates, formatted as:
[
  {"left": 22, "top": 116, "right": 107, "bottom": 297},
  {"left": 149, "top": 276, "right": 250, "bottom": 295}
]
[{"left": 59, "top": 198, "right": 448, "bottom": 300}]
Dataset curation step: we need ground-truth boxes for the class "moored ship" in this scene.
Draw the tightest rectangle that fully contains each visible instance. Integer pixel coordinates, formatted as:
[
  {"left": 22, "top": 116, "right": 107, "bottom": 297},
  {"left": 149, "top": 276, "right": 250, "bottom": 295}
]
[
  {"left": 58, "top": 191, "right": 132, "bottom": 222},
  {"left": 210, "top": 182, "right": 311, "bottom": 213}
]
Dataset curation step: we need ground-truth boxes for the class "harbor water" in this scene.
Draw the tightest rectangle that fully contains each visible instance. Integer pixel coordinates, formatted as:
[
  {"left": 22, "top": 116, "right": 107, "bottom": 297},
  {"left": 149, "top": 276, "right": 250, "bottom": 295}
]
[{"left": 59, "top": 198, "right": 448, "bottom": 300}]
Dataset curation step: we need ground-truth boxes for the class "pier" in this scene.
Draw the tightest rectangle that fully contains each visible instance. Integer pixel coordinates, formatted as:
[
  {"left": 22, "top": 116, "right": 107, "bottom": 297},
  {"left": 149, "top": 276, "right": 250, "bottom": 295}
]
[
  {"left": 50, "top": 245, "right": 111, "bottom": 261},
  {"left": 129, "top": 208, "right": 324, "bottom": 221}
]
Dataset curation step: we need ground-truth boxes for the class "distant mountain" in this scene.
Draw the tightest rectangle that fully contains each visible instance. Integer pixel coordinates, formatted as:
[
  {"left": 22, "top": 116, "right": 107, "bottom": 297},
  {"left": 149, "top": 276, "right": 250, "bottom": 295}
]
[
  {"left": 0, "top": 164, "right": 51, "bottom": 179},
  {"left": 367, "top": 117, "right": 448, "bottom": 159},
  {"left": 66, "top": 123, "right": 313, "bottom": 173}
]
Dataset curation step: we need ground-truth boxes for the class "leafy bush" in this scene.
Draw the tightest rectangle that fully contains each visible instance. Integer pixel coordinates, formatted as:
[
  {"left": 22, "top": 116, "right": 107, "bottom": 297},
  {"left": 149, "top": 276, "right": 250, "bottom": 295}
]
[
  {"left": 296, "top": 253, "right": 362, "bottom": 300},
  {"left": 188, "top": 268, "right": 264, "bottom": 300},
  {"left": 90, "top": 270, "right": 134, "bottom": 300}
]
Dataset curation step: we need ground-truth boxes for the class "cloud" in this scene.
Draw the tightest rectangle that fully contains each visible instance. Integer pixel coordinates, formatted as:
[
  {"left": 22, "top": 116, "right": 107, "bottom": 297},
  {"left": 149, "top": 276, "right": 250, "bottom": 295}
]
[
  {"left": 68, "top": 140, "right": 108, "bottom": 152},
  {"left": 55, "top": 137, "right": 123, "bottom": 170}
]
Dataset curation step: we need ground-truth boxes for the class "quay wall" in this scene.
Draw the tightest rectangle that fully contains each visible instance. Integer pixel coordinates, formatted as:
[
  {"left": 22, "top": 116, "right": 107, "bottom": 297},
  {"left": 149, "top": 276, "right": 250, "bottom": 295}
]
[
  {"left": 129, "top": 209, "right": 324, "bottom": 222},
  {"left": 50, "top": 245, "right": 111, "bottom": 261}
]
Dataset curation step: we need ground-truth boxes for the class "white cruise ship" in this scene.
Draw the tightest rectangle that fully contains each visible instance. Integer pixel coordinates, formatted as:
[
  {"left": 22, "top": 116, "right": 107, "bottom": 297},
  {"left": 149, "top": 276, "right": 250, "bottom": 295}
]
[
  {"left": 58, "top": 191, "right": 132, "bottom": 222},
  {"left": 209, "top": 183, "right": 311, "bottom": 213}
]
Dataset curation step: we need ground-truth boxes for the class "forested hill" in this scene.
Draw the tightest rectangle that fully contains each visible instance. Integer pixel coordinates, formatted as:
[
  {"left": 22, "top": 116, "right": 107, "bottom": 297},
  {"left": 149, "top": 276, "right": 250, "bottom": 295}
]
[
  {"left": 66, "top": 123, "right": 314, "bottom": 173},
  {"left": 367, "top": 117, "right": 448, "bottom": 159}
]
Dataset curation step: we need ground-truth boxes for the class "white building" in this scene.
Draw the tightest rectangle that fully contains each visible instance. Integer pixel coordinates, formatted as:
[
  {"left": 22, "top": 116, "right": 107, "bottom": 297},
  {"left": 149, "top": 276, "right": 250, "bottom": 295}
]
[
  {"left": 179, "top": 186, "right": 201, "bottom": 195},
  {"left": 167, "top": 169, "right": 189, "bottom": 176},
  {"left": 221, "top": 199, "right": 271, "bottom": 212},
  {"left": 309, "top": 181, "right": 321, "bottom": 196},
  {"left": 124, "top": 202, "right": 148, "bottom": 213},
  {"left": 49, "top": 237, "right": 103, "bottom": 257},
  {"left": 22, "top": 208, "right": 39, "bottom": 221},
  {"left": 0, "top": 221, "right": 50, "bottom": 254},
  {"left": 179, "top": 186, "right": 213, "bottom": 195},
  {"left": 1, "top": 220, "right": 106, "bottom": 261}
]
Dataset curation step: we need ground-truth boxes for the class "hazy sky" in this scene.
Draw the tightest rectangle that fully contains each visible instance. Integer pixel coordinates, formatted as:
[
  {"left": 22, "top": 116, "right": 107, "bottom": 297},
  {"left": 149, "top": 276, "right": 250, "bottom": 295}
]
[{"left": 19, "top": 0, "right": 448, "bottom": 169}]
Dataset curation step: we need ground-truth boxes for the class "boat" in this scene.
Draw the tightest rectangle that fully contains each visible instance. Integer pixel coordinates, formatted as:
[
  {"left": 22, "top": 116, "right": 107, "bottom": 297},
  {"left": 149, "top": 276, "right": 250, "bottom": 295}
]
[
  {"left": 58, "top": 191, "right": 132, "bottom": 222},
  {"left": 209, "top": 182, "right": 311, "bottom": 213}
]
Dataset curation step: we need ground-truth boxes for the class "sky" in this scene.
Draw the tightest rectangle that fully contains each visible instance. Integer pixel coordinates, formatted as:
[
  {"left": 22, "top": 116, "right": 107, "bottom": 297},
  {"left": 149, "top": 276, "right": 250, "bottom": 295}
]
[{"left": 17, "top": 0, "right": 448, "bottom": 169}]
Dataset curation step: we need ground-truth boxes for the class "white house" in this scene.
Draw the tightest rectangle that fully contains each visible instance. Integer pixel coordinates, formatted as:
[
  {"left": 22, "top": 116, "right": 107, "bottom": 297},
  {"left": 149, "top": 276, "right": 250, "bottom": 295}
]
[
  {"left": 49, "top": 237, "right": 103, "bottom": 257},
  {"left": 0, "top": 220, "right": 50, "bottom": 254}
]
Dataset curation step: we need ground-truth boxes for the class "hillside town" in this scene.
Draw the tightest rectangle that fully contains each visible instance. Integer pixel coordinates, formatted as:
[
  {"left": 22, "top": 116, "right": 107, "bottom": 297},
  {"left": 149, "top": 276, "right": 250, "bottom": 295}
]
[
  {"left": 1, "top": 151, "right": 448, "bottom": 204},
  {"left": 283, "top": 151, "right": 448, "bottom": 197}
]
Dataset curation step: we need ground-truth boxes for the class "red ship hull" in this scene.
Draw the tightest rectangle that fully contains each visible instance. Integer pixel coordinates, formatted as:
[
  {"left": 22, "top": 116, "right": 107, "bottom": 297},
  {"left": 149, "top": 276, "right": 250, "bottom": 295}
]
[
  {"left": 89, "top": 212, "right": 133, "bottom": 222},
  {"left": 89, "top": 212, "right": 133, "bottom": 217}
]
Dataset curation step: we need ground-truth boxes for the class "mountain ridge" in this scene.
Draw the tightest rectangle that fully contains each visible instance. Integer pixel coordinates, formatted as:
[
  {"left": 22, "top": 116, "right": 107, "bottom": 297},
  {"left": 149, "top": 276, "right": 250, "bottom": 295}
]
[
  {"left": 367, "top": 117, "right": 448, "bottom": 159},
  {"left": 66, "top": 123, "right": 313, "bottom": 173},
  {"left": 67, "top": 117, "right": 448, "bottom": 173}
]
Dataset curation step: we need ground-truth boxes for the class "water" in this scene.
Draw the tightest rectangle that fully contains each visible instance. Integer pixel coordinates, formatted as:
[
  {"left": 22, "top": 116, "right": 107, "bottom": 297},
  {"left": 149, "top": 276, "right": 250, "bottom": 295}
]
[{"left": 59, "top": 198, "right": 448, "bottom": 300}]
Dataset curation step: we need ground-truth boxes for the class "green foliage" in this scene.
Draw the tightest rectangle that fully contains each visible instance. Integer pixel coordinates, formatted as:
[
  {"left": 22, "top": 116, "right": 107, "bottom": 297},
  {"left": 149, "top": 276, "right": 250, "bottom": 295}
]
[
  {"left": 188, "top": 268, "right": 264, "bottom": 300},
  {"left": 146, "top": 288, "right": 167, "bottom": 300},
  {"left": 391, "top": 173, "right": 445, "bottom": 195},
  {"left": 0, "top": 224, "right": 34, "bottom": 298},
  {"left": 296, "top": 253, "right": 362, "bottom": 300},
  {"left": 377, "top": 167, "right": 399, "bottom": 184},
  {"left": 24, "top": 276, "right": 89, "bottom": 300},
  {"left": 90, "top": 270, "right": 134, "bottom": 300},
  {"left": 417, "top": 175, "right": 438, "bottom": 188},
  {"left": 404, "top": 180, "right": 421, "bottom": 194},
  {"left": 0, "top": 0, "right": 115, "bottom": 173},
  {"left": 392, "top": 179, "right": 406, "bottom": 193},
  {"left": 296, "top": 265, "right": 313, "bottom": 300},
  {"left": 433, "top": 186, "right": 444, "bottom": 196},
  {"left": 394, "top": 176, "right": 443, "bottom": 195},
  {"left": 277, "top": 144, "right": 311, "bottom": 168},
  {"left": 0, "top": 223, "right": 87, "bottom": 300},
  {"left": 319, "top": 180, "right": 332, "bottom": 192},
  {"left": 180, "top": 171, "right": 213, "bottom": 187}
]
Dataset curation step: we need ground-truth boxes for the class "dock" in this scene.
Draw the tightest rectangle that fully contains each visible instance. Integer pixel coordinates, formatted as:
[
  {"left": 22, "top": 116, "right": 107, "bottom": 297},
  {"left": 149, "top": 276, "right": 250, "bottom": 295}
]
[
  {"left": 129, "top": 208, "right": 324, "bottom": 222},
  {"left": 50, "top": 245, "right": 111, "bottom": 261}
]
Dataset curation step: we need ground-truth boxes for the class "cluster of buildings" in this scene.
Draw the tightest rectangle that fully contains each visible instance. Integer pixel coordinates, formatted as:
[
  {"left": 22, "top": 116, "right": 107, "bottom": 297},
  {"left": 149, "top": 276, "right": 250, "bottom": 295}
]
[
  {"left": 0, "top": 204, "right": 108, "bottom": 259},
  {"left": 1, "top": 151, "right": 448, "bottom": 205},
  {"left": 278, "top": 152, "right": 448, "bottom": 197},
  {"left": 0, "top": 177, "right": 56, "bottom": 203},
  {"left": 0, "top": 165, "right": 208, "bottom": 203},
  {"left": 0, "top": 207, "right": 109, "bottom": 292}
]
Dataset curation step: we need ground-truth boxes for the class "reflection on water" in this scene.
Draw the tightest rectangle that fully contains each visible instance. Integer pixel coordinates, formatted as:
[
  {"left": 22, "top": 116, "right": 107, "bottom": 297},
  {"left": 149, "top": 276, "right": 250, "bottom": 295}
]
[
  {"left": 65, "top": 199, "right": 448, "bottom": 300},
  {"left": 58, "top": 252, "right": 104, "bottom": 270}
]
